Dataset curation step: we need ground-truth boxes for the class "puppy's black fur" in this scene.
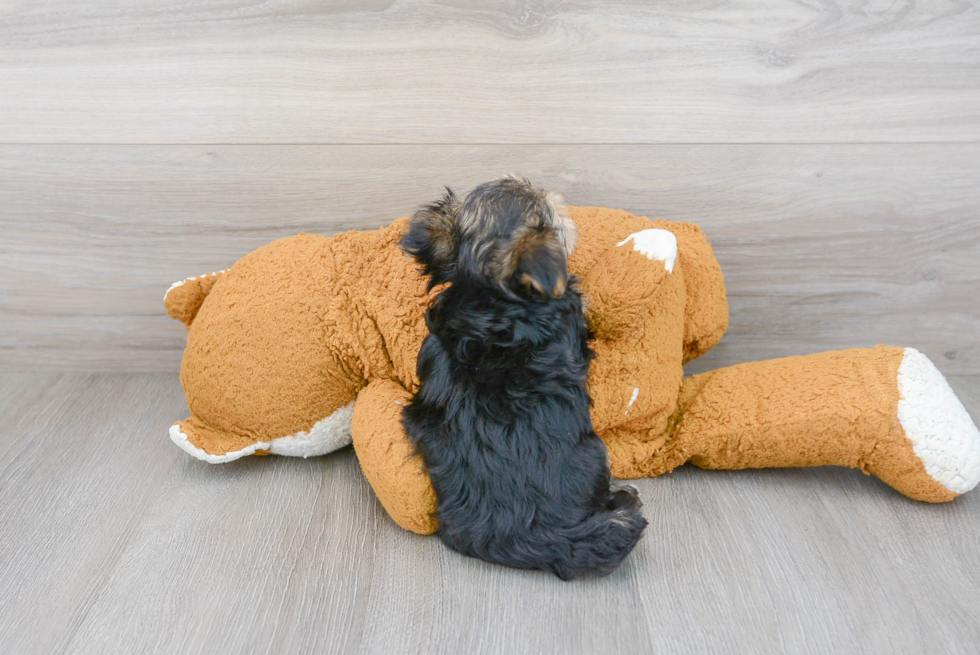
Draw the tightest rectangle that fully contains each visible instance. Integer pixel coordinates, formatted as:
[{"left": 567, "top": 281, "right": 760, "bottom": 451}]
[{"left": 400, "top": 179, "right": 647, "bottom": 580}]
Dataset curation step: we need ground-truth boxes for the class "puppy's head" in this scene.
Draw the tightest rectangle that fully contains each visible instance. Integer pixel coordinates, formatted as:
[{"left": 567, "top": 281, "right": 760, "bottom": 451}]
[
  {"left": 399, "top": 187, "right": 463, "bottom": 288},
  {"left": 402, "top": 178, "right": 577, "bottom": 299}
]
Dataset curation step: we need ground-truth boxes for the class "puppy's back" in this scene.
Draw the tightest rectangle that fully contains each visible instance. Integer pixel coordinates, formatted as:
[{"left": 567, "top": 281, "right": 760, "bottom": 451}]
[{"left": 403, "top": 279, "right": 646, "bottom": 579}]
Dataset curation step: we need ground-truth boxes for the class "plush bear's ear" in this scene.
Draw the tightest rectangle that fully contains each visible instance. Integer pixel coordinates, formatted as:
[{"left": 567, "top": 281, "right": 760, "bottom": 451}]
[
  {"left": 509, "top": 229, "right": 568, "bottom": 299},
  {"left": 400, "top": 188, "right": 461, "bottom": 288}
]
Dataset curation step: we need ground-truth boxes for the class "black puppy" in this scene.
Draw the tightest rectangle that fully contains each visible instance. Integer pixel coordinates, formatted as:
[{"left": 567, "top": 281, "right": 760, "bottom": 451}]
[{"left": 400, "top": 178, "right": 647, "bottom": 580}]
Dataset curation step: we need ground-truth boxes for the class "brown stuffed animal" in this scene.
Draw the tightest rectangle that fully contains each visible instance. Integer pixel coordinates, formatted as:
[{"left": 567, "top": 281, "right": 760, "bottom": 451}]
[{"left": 165, "top": 206, "right": 980, "bottom": 534}]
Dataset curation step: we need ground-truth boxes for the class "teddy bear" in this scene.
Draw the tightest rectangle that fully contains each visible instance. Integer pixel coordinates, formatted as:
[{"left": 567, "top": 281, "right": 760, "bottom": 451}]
[{"left": 164, "top": 206, "right": 980, "bottom": 534}]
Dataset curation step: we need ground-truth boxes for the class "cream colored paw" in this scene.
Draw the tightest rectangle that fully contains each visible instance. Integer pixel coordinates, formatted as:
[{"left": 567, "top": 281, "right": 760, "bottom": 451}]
[
  {"left": 897, "top": 348, "right": 980, "bottom": 495},
  {"left": 617, "top": 229, "right": 677, "bottom": 273},
  {"left": 266, "top": 402, "right": 355, "bottom": 457}
]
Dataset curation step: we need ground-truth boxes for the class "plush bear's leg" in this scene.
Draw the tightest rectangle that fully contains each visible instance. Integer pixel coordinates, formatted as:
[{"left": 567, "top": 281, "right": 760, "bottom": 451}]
[
  {"left": 351, "top": 379, "right": 438, "bottom": 535},
  {"left": 169, "top": 417, "right": 270, "bottom": 463},
  {"left": 632, "top": 346, "right": 980, "bottom": 502},
  {"left": 170, "top": 403, "right": 356, "bottom": 464}
]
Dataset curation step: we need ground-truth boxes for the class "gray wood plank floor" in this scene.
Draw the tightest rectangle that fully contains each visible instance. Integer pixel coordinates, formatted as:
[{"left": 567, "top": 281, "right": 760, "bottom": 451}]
[{"left": 1, "top": 373, "right": 979, "bottom": 655}]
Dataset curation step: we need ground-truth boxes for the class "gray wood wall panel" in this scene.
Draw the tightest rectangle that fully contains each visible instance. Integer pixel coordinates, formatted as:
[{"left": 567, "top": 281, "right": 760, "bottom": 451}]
[
  {"left": 1, "top": 373, "right": 978, "bottom": 654},
  {"left": 1, "top": 1, "right": 978, "bottom": 144},
  {"left": 2, "top": 144, "right": 978, "bottom": 373}
]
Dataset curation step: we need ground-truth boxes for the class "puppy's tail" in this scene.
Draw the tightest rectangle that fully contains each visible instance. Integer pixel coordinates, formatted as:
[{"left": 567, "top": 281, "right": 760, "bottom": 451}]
[{"left": 550, "top": 484, "right": 647, "bottom": 581}]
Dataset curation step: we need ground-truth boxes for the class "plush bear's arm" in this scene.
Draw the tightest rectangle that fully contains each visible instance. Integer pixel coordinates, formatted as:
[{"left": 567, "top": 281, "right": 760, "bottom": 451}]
[
  {"left": 579, "top": 229, "right": 678, "bottom": 340},
  {"left": 583, "top": 236, "right": 688, "bottom": 439},
  {"left": 351, "top": 379, "right": 438, "bottom": 535},
  {"left": 651, "top": 221, "right": 728, "bottom": 363},
  {"left": 575, "top": 220, "right": 727, "bottom": 362}
]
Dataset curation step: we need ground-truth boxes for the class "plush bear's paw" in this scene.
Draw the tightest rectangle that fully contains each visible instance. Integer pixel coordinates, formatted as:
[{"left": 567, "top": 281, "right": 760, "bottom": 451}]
[
  {"left": 170, "top": 403, "right": 355, "bottom": 464},
  {"left": 617, "top": 229, "right": 677, "bottom": 273},
  {"left": 897, "top": 348, "right": 980, "bottom": 496}
]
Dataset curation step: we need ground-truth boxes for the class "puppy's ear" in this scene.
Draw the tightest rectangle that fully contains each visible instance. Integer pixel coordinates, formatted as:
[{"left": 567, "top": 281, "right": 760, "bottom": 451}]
[
  {"left": 510, "top": 230, "right": 568, "bottom": 299},
  {"left": 400, "top": 188, "right": 461, "bottom": 287}
]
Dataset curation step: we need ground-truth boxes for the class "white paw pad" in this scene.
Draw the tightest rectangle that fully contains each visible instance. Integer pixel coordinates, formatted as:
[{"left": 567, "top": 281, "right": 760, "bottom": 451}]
[
  {"left": 897, "top": 348, "right": 980, "bottom": 495},
  {"left": 617, "top": 229, "right": 677, "bottom": 273}
]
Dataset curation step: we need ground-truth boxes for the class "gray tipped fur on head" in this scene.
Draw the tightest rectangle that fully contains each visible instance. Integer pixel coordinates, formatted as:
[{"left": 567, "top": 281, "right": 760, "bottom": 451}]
[{"left": 402, "top": 177, "right": 577, "bottom": 299}]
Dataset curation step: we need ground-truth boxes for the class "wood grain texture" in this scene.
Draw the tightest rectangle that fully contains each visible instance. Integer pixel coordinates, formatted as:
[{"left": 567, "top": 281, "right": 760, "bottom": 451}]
[
  {"left": 1, "top": 144, "right": 977, "bottom": 373},
  {"left": 0, "top": 373, "right": 978, "bottom": 654},
  {"left": 3, "top": 2, "right": 978, "bottom": 651},
  {"left": 1, "top": 1, "right": 978, "bottom": 144},
  {"left": 0, "top": 374, "right": 188, "bottom": 654}
]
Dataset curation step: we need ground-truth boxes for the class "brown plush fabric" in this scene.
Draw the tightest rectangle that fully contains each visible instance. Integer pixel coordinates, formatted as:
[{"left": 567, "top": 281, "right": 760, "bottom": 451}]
[
  {"left": 601, "top": 346, "right": 958, "bottom": 503},
  {"left": 166, "top": 206, "right": 962, "bottom": 534},
  {"left": 167, "top": 208, "right": 726, "bottom": 454},
  {"left": 668, "top": 346, "right": 957, "bottom": 503},
  {"left": 165, "top": 271, "right": 225, "bottom": 328},
  {"left": 566, "top": 207, "right": 728, "bottom": 361},
  {"left": 352, "top": 380, "right": 439, "bottom": 534},
  {"left": 566, "top": 208, "right": 728, "bottom": 356},
  {"left": 178, "top": 233, "right": 363, "bottom": 449},
  {"left": 581, "top": 240, "right": 686, "bottom": 438}
]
